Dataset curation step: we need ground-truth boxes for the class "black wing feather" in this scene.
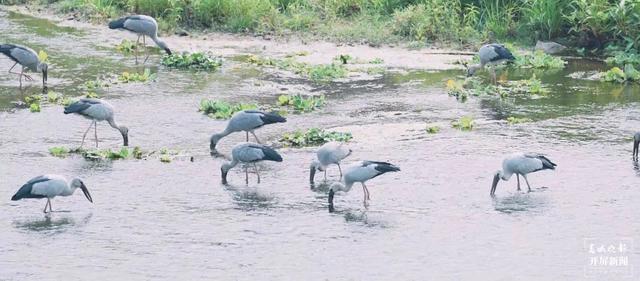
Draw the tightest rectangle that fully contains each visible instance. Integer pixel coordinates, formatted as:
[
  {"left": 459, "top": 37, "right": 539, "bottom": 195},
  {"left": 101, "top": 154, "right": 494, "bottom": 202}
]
[
  {"left": 249, "top": 144, "right": 283, "bottom": 162},
  {"left": 0, "top": 44, "right": 18, "bottom": 62},
  {"left": 64, "top": 100, "right": 91, "bottom": 114},
  {"left": 363, "top": 160, "right": 400, "bottom": 179},
  {"left": 258, "top": 112, "right": 286, "bottom": 125},
  {"left": 11, "top": 176, "right": 50, "bottom": 201},
  {"left": 491, "top": 44, "right": 515, "bottom": 62}
]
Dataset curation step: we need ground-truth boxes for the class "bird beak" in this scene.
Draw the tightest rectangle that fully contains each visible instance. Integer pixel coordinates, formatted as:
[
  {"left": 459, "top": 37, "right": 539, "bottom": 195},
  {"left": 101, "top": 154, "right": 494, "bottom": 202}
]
[
  {"left": 210, "top": 139, "right": 217, "bottom": 151},
  {"left": 309, "top": 167, "right": 316, "bottom": 184},
  {"left": 490, "top": 173, "right": 500, "bottom": 196},
  {"left": 165, "top": 48, "right": 172, "bottom": 55},
  {"left": 43, "top": 69, "right": 47, "bottom": 85},
  {"left": 328, "top": 189, "right": 335, "bottom": 213},
  {"left": 634, "top": 139, "right": 639, "bottom": 159},
  {"left": 221, "top": 167, "right": 228, "bottom": 185},
  {"left": 80, "top": 183, "right": 93, "bottom": 203},
  {"left": 122, "top": 132, "right": 129, "bottom": 147}
]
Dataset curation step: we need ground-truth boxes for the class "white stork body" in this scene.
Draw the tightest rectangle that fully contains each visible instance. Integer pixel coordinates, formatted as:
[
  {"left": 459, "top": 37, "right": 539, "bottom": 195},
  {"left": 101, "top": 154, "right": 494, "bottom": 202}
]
[
  {"left": 467, "top": 43, "right": 515, "bottom": 83},
  {"left": 108, "top": 15, "right": 172, "bottom": 64},
  {"left": 11, "top": 175, "right": 93, "bottom": 213},
  {"left": 221, "top": 142, "right": 283, "bottom": 185},
  {"left": 0, "top": 44, "right": 48, "bottom": 87},
  {"left": 210, "top": 110, "right": 286, "bottom": 151},
  {"left": 633, "top": 132, "right": 640, "bottom": 160},
  {"left": 328, "top": 161, "right": 400, "bottom": 211},
  {"left": 490, "top": 153, "right": 557, "bottom": 195},
  {"left": 64, "top": 98, "right": 129, "bottom": 147},
  {"left": 309, "top": 142, "right": 352, "bottom": 183}
]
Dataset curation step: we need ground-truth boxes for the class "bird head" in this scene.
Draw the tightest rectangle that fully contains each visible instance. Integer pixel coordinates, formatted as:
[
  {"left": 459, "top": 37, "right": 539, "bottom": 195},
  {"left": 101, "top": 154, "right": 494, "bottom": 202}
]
[
  {"left": 466, "top": 64, "right": 481, "bottom": 77},
  {"left": 309, "top": 160, "right": 323, "bottom": 184},
  {"left": 490, "top": 170, "right": 502, "bottom": 196},
  {"left": 220, "top": 162, "right": 233, "bottom": 185},
  {"left": 210, "top": 134, "right": 223, "bottom": 151},
  {"left": 119, "top": 126, "right": 129, "bottom": 146},
  {"left": 328, "top": 182, "right": 344, "bottom": 213},
  {"left": 156, "top": 40, "right": 171, "bottom": 55},
  {"left": 71, "top": 178, "right": 93, "bottom": 203}
]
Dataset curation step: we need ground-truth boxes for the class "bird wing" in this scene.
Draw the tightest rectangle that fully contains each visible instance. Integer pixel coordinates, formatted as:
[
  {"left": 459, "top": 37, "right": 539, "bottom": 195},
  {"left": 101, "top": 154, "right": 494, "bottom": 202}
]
[
  {"left": 257, "top": 111, "right": 287, "bottom": 125},
  {"left": 318, "top": 142, "right": 351, "bottom": 165},
  {"left": 64, "top": 100, "right": 92, "bottom": 114},
  {"left": 0, "top": 44, "right": 19, "bottom": 62},
  {"left": 361, "top": 161, "right": 400, "bottom": 179},
  {"left": 524, "top": 153, "right": 557, "bottom": 170},
  {"left": 247, "top": 144, "right": 283, "bottom": 162},
  {"left": 228, "top": 111, "right": 265, "bottom": 131},
  {"left": 11, "top": 175, "right": 51, "bottom": 200},
  {"left": 122, "top": 16, "right": 157, "bottom": 36},
  {"left": 9, "top": 45, "right": 38, "bottom": 69}
]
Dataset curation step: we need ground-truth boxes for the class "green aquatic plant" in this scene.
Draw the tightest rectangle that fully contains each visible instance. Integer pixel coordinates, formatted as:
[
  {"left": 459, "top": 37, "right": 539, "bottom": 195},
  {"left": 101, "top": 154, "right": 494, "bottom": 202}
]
[
  {"left": 426, "top": 125, "right": 440, "bottom": 134},
  {"left": 307, "top": 63, "right": 348, "bottom": 81},
  {"left": 118, "top": 69, "right": 155, "bottom": 83},
  {"left": 161, "top": 52, "right": 223, "bottom": 70},
  {"left": 514, "top": 51, "right": 566, "bottom": 69},
  {"left": 49, "top": 146, "right": 70, "bottom": 158},
  {"left": 84, "top": 79, "right": 110, "bottom": 90},
  {"left": 369, "top": 58, "right": 384, "bottom": 64},
  {"left": 277, "top": 94, "right": 325, "bottom": 112},
  {"left": 279, "top": 128, "right": 352, "bottom": 147},
  {"left": 115, "top": 39, "right": 139, "bottom": 54},
  {"left": 507, "top": 75, "right": 549, "bottom": 95},
  {"left": 506, "top": 116, "right": 533, "bottom": 124},
  {"left": 246, "top": 55, "right": 347, "bottom": 82},
  {"left": 451, "top": 116, "right": 474, "bottom": 131},
  {"left": 199, "top": 99, "right": 258, "bottom": 119}
]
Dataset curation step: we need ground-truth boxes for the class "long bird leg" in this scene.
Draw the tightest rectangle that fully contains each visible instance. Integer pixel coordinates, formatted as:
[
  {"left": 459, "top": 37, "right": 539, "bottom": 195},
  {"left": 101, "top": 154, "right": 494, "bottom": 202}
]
[
  {"left": 361, "top": 183, "right": 370, "bottom": 208},
  {"left": 43, "top": 199, "right": 50, "bottom": 213},
  {"left": 245, "top": 131, "right": 249, "bottom": 142},
  {"left": 20, "top": 66, "right": 34, "bottom": 81},
  {"left": 49, "top": 199, "right": 53, "bottom": 212},
  {"left": 523, "top": 175, "right": 533, "bottom": 192},
  {"left": 7, "top": 62, "right": 18, "bottom": 75},
  {"left": 142, "top": 36, "right": 151, "bottom": 64},
  {"left": 134, "top": 35, "right": 141, "bottom": 64},
  {"left": 254, "top": 163, "right": 261, "bottom": 184},
  {"left": 516, "top": 174, "right": 521, "bottom": 191},
  {"left": 250, "top": 131, "right": 262, "bottom": 144},
  {"left": 323, "top": 170, "right": 327, "bottom": 181},
  {"left": 362, "top": 183, "right": 371, "bottom": 201},
  {"left": 492, "top": 67, "right": 497, "bottom": 84},
  {"left": 94, "top": 120, "right": 99, "bottom": 148},
  {"left": 79, "top": 121, "right": 94, "bottom": 148}
]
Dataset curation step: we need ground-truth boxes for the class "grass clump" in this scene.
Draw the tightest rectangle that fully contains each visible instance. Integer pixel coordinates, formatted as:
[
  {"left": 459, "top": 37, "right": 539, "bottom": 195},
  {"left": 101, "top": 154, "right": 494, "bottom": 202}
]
[
  {"left": 161, "top": 52, "right": 223, "bottom": 71},
  {"left": 118, "top": 69, "right": 155, "bottom": 83},
  {"left": 199, "top": 99, "right": 258, "bottom": 119},
  {"left": 451, "top": 116, "right": 474, "bottom": 131},
  {"left": 506, "top": 116, "right": 533, "bottom": 124},
  {"left": 277, "top": 94, "right": 325, "bottom": 112},
  {"left": 279, "top": 128, "right": 352, "bottom": 147}
]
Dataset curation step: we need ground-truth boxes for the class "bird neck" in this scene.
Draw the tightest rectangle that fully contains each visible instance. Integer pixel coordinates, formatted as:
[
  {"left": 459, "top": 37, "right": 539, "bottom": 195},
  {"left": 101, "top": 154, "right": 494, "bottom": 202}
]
[
  {"left": 224, "top": 159, "right": 239, "bottom": 171},
  {"left": 61, "top": 183, "right": 76, "bottom": 196},
  {"left": 107, "top": 118, "right": 122, "bottom": 131}
]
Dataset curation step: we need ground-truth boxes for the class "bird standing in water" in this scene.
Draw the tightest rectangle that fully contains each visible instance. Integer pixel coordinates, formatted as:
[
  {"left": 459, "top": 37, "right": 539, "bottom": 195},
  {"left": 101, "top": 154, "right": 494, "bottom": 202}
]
[
  {"left": 11, "top": 175, "right": 93, "bottom": 213},
  {"left": 490, "top": 153, "right": 557, "bottom": 196},
  {"left": 108, "top": 15, "right": 172, "bottom": 64},
  {"left": 466, "top": 43, "right": 515, "bottom": 84},
  {"left": 328, "top": 161, "right": 400, "bottom": 212},
  {"left": 0, "top": 44, "right": 48, "bottom": 88}
]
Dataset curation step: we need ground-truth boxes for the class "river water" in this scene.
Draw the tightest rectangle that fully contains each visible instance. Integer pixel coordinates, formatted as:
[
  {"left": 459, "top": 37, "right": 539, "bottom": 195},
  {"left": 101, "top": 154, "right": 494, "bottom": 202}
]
[{"left": 0, "top": 9, "right": 639, "bottom": 281}]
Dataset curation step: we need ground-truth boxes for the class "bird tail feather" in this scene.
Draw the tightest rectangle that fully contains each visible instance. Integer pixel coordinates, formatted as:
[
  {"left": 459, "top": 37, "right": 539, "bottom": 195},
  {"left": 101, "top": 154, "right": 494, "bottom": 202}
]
[
  {"left": 260, "top": 146, "right": 283, "bottom": 162},
  {"left": 108, "top": 17, "right": 127, "bottom": 29},
  {"left": 260, "top": 112, "right": 287, "bottom": 124}
]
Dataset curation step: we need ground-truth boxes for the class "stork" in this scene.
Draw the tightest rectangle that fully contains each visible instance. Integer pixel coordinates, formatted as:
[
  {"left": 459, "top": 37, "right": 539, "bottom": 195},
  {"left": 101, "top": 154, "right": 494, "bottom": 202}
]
[
  {"left": 64, "top": 98, "right": 129, "bottom": 147},
  {"left": 221, "top": 142, "right": 283, "bottom": 185},
  {"left": 0, "top": 44, "right": 48, "bottom": 88},
  {"left": 467, "top": 43, "right": 515, "bottom": 83},
  {"left": 11, "top": 175, "right": 92, "bottom": 213},
  {"left": 490, "top": 153, "right": 557, "bottom": 196},
  {"left": 210, "top": 110, "right": 286, "bottom": 151},
  {"left": 328, "top": 161, "right": 400, "bottom": 212},
  {"left": 108, "top": 15, "right": 172, "bottom": 64},
  {"left": 309, "top": 141, "right": 352, "bottom": 184}
]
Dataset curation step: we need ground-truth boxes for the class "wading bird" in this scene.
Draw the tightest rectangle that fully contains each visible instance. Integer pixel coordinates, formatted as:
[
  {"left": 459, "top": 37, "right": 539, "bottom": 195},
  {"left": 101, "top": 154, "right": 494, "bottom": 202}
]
[
  {"left": 108, "top": 15, "right": 172, "bottom": 64},
  {"left": 64, "top": 98, "right": 129, "bottom": 148},
  {"left": 309, "top": 142, "right": 352, "bottom": 184},
  {"left": 328, "top": 161, "right": 400, "bottom": 212},
  {"left": 490, "top": 153, "right": 557, "bottom": 196},
  {"left": 634, "top": 132, "right": 640, "bottom": 160},
  {"left": 466, "top": 43, "right": 515, "bottom": 84},
  {"left": 0, "top": 44, "right": 48, "bottom": 88},
  {"left": 210, "top": 110, "right": 286, "bottom": 151},
  {"left": 221, "top": 142, "right": 283, "bottom": 185},
  {"left": 11, "top": 175, "right": 92, "bottom": 213}
]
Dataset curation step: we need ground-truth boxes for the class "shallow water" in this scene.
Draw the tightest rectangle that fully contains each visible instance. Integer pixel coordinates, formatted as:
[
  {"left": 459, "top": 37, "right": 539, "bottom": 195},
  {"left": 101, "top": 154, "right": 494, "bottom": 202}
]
[{"left": 1, "top": 9, "right": 640, "bottom": 280}]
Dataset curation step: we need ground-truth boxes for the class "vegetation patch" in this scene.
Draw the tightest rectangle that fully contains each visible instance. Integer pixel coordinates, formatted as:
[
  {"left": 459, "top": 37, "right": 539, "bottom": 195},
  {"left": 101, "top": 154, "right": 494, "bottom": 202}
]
[
  {"left": 451, "top": 116, "right": 475, "bottom": 131},
  {"left": 426, "top": 125, "right": 440, "bottom": 134},
  {"left": 48, "top": 146, "right": 70, "bottom": 158},
  {"left": 277, "top": 94, "right": 325, "bottom": 113},
  {"left": 245, "top": 55, "right": 347, "bottom": 82},
  {"left": 115, "top": 39, "right": 140, "bottom": 54},
  {"left": 199, "top": 99, "right": 258, "bottom": 119},
  {"left": 506, "top": 116, "right": 533, "bottom": 124},
  {"left": 505, "top": 75, "right": 549, "bottom": 95},
  {"left": 600, "top": 65, "right": 640, "bottom": 83},
  {"left": 513, "top": 51, "right": 566, "bottom": 69},
  {"left": 49, "top": 146, "right": 181, "bottom": 162},
  {"left": 161, "top": 52, "right": 223, "bottom": 71},
  {"left": 118, "top": 69, "right": 156, "bottom": 83},
  {"left": 279, "top": 128, "right": 352, "bottom": 147}
]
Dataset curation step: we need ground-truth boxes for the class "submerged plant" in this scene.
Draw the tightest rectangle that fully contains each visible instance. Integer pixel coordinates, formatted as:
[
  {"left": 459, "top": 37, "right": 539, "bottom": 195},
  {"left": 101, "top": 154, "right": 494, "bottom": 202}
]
[
  {"left": 277, "top": 94, "right": 325, "bottom": 112},
  {"left": 451, "top": 116, "right": 475, "bottom": 131},
  {"left": 279, "top": 128, "right": 352, "bottom": 147},
  {"left": 161, "top": 52, "right": 223, "bottom": 70},
  {"left": 118, "top": 69, "right": 156, "bottom": 83},
  {"left": 199, "top": 99, "right": 258, "bottom": 119},
  {"left": 506, "top": 116, "right": 533, "bottom": 124},
  {"left": 426, "top": 125, "right": 440, "bottom": 134}
]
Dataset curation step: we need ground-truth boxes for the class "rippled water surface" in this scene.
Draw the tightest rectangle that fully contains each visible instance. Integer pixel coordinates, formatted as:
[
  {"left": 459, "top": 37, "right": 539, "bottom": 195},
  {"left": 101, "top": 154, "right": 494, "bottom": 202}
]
[{"left": 1, "top": 9, "right": 640, "bottom": 281}]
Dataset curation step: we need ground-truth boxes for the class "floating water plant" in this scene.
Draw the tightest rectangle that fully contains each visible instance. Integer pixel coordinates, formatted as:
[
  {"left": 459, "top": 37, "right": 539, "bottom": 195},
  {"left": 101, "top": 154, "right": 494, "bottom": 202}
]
[
  {"left": 307, "top": 63, "right": 348, "bottom": 81},
  {"left": 426, "top": 125, "right": 440, "bottom": 134},
  {"left": 245, "top": 55, "right": 347, "bottom": 82},
  {"left": 84, "top": 79, "right": 110, "bottom": 90},
  {"left": 279, "top": 128, "right": 352, "bottom": 147},
  {"left": 506, "top": 116, "right": 533, "bottom": 124},
  {"left": 601, "top": 65, "right": 640, "bottom": 83},
  {"left": 514, "top": 51, "right": 566, "bottom": 69},
  {"left": 451, "top": 116, "right": 474, "bottom": 131},
  {"left": 199, "top": 99, "right": 258, "bottom": 119},
  {"left": 506, "top": 75, "right": 549, "bottom": 95},
  {"left": 49, "top": 146, "right": 70, "bottom": 158},
  {"left": 118, "top": 69, "right": 155, "bottom": 83},
  {"left": 277, "top": 94, "right": 325, "bottom": 112},
  {"left": 161, "top": 52, "right": 223, "bottom": 71},
  {"left": 115, "top": 39, "right": 139, "bottom": 54},
  {"left": 369, "top": 58, "right": 384, "bottom": 64}
]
